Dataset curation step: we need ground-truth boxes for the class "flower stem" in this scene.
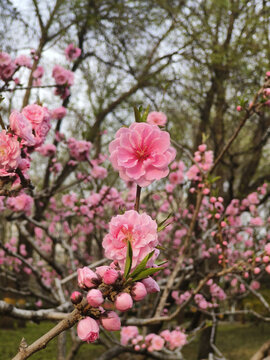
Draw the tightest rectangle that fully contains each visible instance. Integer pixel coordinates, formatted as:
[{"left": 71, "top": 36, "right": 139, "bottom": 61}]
[{"left": 134, "top": 185, "right": 141, "bottom": 212}]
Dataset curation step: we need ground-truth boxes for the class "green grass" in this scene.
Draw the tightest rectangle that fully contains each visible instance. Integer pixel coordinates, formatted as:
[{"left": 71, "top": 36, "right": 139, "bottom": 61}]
[{"left": 1, "top": 321, "right": 270, "bottom": 360}]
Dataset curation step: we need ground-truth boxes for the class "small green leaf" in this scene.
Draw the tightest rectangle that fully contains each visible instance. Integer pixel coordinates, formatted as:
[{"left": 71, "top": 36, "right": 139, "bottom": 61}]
[
  {"left": 141, "top": 105, "right": 150, "bottom": 122},
  {"left": 156, "top": 245, "right": 165, "bottom": 251},
  {"left": 124, "top": 241, "right": 133, "bottom": 279},
  {"left": 129, "top": 250, "right": 155, "bottom": 279},
  {"left": 132, "top": 266, "right": 164, "bottom": 282},
  {"left": 157, "top": 213, "right": 172, "bottom": 232},
  {"left": 155, "top": 260, "right": 168, "bottom": 266},
  {"left": 133, "top": 106, "right": 141, "bottom": 122}
]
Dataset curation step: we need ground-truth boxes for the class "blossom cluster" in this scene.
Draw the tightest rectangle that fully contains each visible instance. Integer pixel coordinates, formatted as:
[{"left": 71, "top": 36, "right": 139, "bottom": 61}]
[{"left": 121, "top": 326, "right": 187, "bottom": 352}]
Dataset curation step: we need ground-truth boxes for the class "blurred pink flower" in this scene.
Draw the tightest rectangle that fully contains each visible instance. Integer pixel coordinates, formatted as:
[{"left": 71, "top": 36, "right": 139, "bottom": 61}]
[
  {"left": 0, "top": 130, "right": 21, "bottom": 177},
  {"left": 65, "top": 43, "right": 81, "bottom": 61},
  {"left": 9, "top": 111, "right": 35, "bottom": 146},
  {"left": 121, "top": 326, "right": 139, "bottom": 345},
  {"left": 146, "top": 111, "right": 167, "bottom": 126}
]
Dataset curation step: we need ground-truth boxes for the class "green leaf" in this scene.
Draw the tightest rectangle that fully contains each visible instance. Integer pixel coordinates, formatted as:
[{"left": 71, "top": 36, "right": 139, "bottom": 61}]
[
  {"left": 157, "top": 213, "right": 173, "bottom": 232},
  {"left": 123, "top": 241, "right": 133, "bottom": 279},
  {"left": 129, "top": 250, "right": 155, "bottom": 279},
  {"left": 155, "top": 260, "right": 168, "bottom": 266},
  {"left": 141, "top": 105, "right": 150, "bottom": 122},
  {"left": 131, "top": 266, "right": 164, "bottom": 282},
  {"left": 133, "top": 106, "right": 141, "bottom": 122}
]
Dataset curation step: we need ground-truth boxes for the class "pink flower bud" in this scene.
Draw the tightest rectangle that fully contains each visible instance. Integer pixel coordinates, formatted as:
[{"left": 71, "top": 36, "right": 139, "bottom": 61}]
[
  {"left": 77, "top": 267, "right": 99, "bottom": 289},
  {"left": 77, "top": 317, "right": 99, "bottom": 343},
  {"left": 254, "top": 267, "right": 261, "bottom": 275},
  {"left": 266, "top": 265, "right": 270, "bottom": 274},
  {"left": 142, "top": 277, "right": 160, "bottom": 293},
  {"left": 100, "top": 311, "right": 121, "bottom": 331},
  {"left": 236, "top": 105, "right": 242, "bottom": 112},
  {"left": 70, "top": 291, "right": 83, "bottom": 304},
  {"left": 131, "top": 282, "right": 147, "bottom": 301},
  {"left": 198, "top": 144, "right": 207, "bottom": 152},
  {"left": 103, "top": 268, "right": 119, "bottom": 285},
  {"left": 115, "top": 292, "right": 133, "bottom": 312},
  {"left": 87, "top": 289, "right": 104, "bottom": 307},
  {"left": 95, "top": 266, "right": 110, "bottom": 278},
  {"left": 263, "top": 256, "right": 269, "bottom": 263}
]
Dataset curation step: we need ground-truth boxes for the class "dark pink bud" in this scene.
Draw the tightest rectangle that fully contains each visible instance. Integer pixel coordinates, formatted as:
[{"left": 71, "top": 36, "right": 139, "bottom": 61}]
[
  {"left": 100, "top": 311, "right": 121, "bottom": 331},
  {"left": 70, "top": 291, "right": 83, "bottom": 304},
  {"left": 115, "top": 292, "right": 133, "bottom": 312},
  {"left": 131, "top": 282, "right": 147, "bottom": 301}
]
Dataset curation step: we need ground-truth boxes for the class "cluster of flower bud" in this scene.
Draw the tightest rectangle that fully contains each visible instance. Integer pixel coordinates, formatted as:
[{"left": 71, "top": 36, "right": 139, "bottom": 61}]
[
  {"left": 121, "top": 326, "right": 187, "bottom": 352},
  {"left": 71, "top": 264, "right": 160, "bottom": 343}
]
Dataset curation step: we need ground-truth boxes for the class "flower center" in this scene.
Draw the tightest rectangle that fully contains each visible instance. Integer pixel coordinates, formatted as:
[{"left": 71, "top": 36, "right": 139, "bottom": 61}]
[
  {"left": 0, "top": 147, "right": 5, "bottom": 157},
  {"left": 136, "top": 147, "right": 149, "bottom": 161}
]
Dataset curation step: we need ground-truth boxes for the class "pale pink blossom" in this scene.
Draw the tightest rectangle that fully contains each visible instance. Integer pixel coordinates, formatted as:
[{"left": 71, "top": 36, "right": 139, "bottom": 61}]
[
  {"left": 0, "top": 130, "right": 21, "bottom": 177},
  {"left": 103, "top": 268, "right": 119, "bottom": 284},
  {"left": 121, "top": 326, "right": 139, "bottom": 345},
  {"left": 6, "top": 193, "right": 33, "bottom": 215},
  {"left": 52, "top": 65, "right": 74, "bottom": 86},
  {"left": 1, "top": 61, "right": 16, "bottom": 80},
  {"left": 77, "top": 317, "right": 99, "bottom": 343},
  {"left": 22, "top": 104, "right": 50, "bottom": 129},
  {"left": 65, "top": 43, "right": 81, "bottom": 61},
  {"left": 250, "top": 217, "right": 263, "bottom": 226},
  {"left": 37, "top": 144, "right": 56, "bottom": 157},
  {"left": 109, "top": 122, "right": 176, "bottom": 187},
  {"left": 100, "top": 311, "right": 121, "bottom": 331},
  {"left": 33, "top": 66, "right": 44, "bottom": 79},
  {"left": 9, "top": 111, "right": 35, "bottom": 146},
  {"left": 102, "top": 210, "right": 158, "bottom": 270},
  {"left": 51, "top": 106, "right": 67, "bottom": 120},
  {"left": 168, "top": 330, "right": 187, "bottom": 350},
  {"left": 15, "top": 55, "right": 32, "bottom": 69},
  {"left": 68, "top": 138, "right": 92, "bottom": 161},
  {"left": 0, "top": 52, "right": 11, "bottom": 67},
  {"left": 147, "top": 111, "right": 167, "bottom": 126},
  {"left": 151, "top": 335, "right": 165, "bottom": 350}
]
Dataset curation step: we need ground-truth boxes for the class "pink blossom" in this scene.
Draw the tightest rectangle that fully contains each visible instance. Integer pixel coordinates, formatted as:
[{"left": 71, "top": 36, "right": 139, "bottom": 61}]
[
  {"left": 102, "top": 210, "right": 158, "bottom": 270},
  {"left": 131, "top": 282, "right": 147, "bottom": 301},
  {"left": 168, "top": 330, "right": 187, "bottom": 350},
  {"left": 51, "top": 106, "right": 67, "bottom": 120},
  {"left": 65, "top": 43, "right": 81, "bottom": 61},
  {"left": 236, "top": 105, "right": 242, "bottom": 112},
  {"left": 109, "top": 122, "right": 176, "bottom": 187},
  {"left": 115, "top": 292, "right": 133, "bottom": 311},
  {"left": 141, "top": 277, "right": 160, "bottom": 293},
  {"left": 1, "top": 61, "right": 16, "bottom": 80},
  {"left": 265, "top": 243, "right": 270, "bottom": 256},
  {"left": 34, "top": 117, "right": 51, "bottom": 146},
  {"left": 87, "top": 289, "right": 104, "bottom": 307},
  {"left": 95, "top": 266, "right": 110, "bottom": 278},
  {"left": 146, "top": 111, "right": 167, "bottom": 126},
  {"left": 9, "top": 111, "right": 35, "bottom": 146},
  {"left": 22, "top": 104, "right": 50, "bottom": 129},
  {"left": 250, "top": 217, "right": 263, "bottom": 226},
  {"left": 52, "top": 65, "right": 74, "bottom": 86},
  {"left": 121, "top": 326, "right": 139, "bottom": 345},
  {"left": 251, "top": 280, "right": 260, "bottom": 290},
  {"left": 33, "top": 66, "right": 44, "bottom": 79},
  {"left": 151, "top": 335, "right": 165, "bottom": 350},
  {"left": 100, "top": 311, "right": 121, "bottom": 331},
  {"left": 0, "top": 52, "right": 11, "bottom": 67},
  {"left": 37, "top": 144, "right": 56, "bottom": 157},
  {"left": 77, "top": 267, "right": 99, "bottom": 289},
  {"left": 0, "top": 130, "right": 21, "bottom": 177},
  {"left": 15, "top": 55, "right": 32, "bottom": 69},
  {"left": 68, "top": 138, "right": 92, "bottom": 161},
  {"left": 265, "top": 265, "right": 270, "bottom": 274},
  {"left": 77, "top": 317, "right": 99, "bottom": 343},
  {"left": 6, "top": 193, "right": 33, "bottom": 215}
]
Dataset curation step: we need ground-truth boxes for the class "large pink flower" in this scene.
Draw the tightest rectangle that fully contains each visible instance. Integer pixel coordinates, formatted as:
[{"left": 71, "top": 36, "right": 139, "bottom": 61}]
[
  {"left": 0, "top": 130, "right": 21, "bottom": 177},
  {"left": 102, "top": 210, "right": 158, "bottom": 270},
  {"left": 109, "top": 122, "right": 176, "bottom": 187},
  {"left": 6, "top": 193, "right": 33, "bottom": 216},
  {"left": 22, "top": 104, "right": 50, "bottom": 129},
  {"left": 9, "top": 111, "right": 35, "bottom": 146}
]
